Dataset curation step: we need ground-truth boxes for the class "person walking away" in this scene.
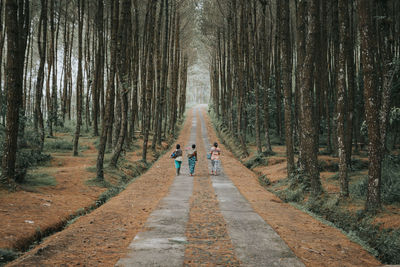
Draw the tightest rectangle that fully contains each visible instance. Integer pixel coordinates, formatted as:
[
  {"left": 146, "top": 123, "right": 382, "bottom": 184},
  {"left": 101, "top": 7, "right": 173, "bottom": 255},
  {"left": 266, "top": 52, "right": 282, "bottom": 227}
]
[
  {"left": 171, "top": 144, "right": 183, "bottom": 175},
  {"left": 210, "top": 142, "right": 221, "bottom": 175},
  {"left": 187, "top": 144, "right": 197, "bottom": 176}
]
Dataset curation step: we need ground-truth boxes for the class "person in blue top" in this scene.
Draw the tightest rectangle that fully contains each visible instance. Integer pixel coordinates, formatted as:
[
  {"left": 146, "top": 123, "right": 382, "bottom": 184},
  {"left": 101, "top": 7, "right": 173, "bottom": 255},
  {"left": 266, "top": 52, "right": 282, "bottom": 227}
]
[
  {"left": 171, "top": 144, "right": 183, "bottom": 175},
  {"left": 187, "top": 144, "right": 197, "bottom": 176}
]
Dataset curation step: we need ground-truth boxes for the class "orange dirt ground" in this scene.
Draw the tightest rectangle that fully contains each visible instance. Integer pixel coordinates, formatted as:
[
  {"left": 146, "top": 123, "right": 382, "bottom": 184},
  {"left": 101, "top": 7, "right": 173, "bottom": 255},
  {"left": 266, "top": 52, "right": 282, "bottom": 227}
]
[
  {"left": 201, "top": 108, "right": 381, "bottom": 267},
  {"left": 6, "top": 110, "right": 193, "bottom": 266},
  {"left": 0, "top": 136, "right": 105, "bottom": 251},
  {"left": 183, "top": 111, "right": 240, "bottom": 266}
]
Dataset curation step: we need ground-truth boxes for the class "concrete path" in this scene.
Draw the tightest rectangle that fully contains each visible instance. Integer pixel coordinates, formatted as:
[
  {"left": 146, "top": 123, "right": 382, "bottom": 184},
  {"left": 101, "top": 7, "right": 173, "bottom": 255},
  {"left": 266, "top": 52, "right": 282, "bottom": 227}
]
[
  {"left": 116, "top": 109, "right": 197, "bottom": 267},
  {"left": 199, "top": 111, "right": 304, "bottom": 267},
  {"left": 117, "top": 107, "right": 304, "bottom": 266}
]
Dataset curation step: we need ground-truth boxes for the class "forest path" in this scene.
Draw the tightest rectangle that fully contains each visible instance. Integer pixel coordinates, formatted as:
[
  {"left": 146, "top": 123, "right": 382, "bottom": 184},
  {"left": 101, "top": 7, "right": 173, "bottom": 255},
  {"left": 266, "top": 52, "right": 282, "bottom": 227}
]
[
  {"left": 7, "top": 106, "right": 382, "bottom": 267},
  {"left": 117, "top": 107, "right": 303, "bottom": 267}
]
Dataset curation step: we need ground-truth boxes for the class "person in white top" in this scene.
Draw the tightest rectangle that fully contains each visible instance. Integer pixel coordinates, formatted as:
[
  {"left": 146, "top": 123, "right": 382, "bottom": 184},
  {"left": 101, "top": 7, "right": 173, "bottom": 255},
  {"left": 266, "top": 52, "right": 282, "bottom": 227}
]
[{"left": 210, "top": 142, "right": 221, "bottom": 175}]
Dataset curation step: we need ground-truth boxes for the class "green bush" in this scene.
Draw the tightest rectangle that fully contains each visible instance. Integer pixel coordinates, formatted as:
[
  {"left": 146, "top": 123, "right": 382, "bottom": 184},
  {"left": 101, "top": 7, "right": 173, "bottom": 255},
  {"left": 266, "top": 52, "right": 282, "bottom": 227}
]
[
  {"left": 305, "top": 196, "right": 400, "bottom": 264},
  {"left": 44, "top": 139, "right": 73, "bottom": 151},
  {"left": 381, "top": 156, "right": 400, "bottom": 204},
  {"left": 244, "top": 154, "right": 268, "bottom": 169},
  {"left": 0, "top": 249, "right": 19, "bottom": 265},
  {"left": 318, "top": 159, "right": 339, "bottom": 172},
  {"left": 258, "top": 174, "right": 271, "bottom": 187},
  {"left": 350, "top": 156, "right": 400, "bottom": 204},
  {"left": 22, "top": 172, "right": 57, "bottom": 187},
  {"left": 351, "top": 158, "right": 369, "bottom": 171},
  {"left": 95, "top": 185, "right": 124, "bottom": 207},
  {"left": 0, "top": 126, "right": 51, "bottom": 183},
  {"left": 55, "top": 120, "right": 75, "bottom": 133}
]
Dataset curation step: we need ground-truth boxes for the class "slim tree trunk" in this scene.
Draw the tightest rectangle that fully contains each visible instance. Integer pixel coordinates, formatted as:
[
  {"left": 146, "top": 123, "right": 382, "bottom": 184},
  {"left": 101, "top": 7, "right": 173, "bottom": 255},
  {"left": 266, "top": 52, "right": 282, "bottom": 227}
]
[
  {"left": 337, "top": 0, "right": 349, "bottom": 197},
  {"left": 281, "top": 0, "right": 295, "bottom": 178},
  {"left": 300, "top": 0, "right": 322, "bottom": 196},
  {"left": 96, "top": 0, "right": 118, "bottom": 180},
  {"left": 34, "top": 0, "right": 47, "bottom": 151},
  {"left": 110, "top": 0, "right": 131, "bottom": 167},
  {"left": 358, "top": 0, "right": 381, "bottom": 212},
  {"left": 142, "top": 0, "right": 157, "bottom": 162},
  {"left": 1, "top": 0, "right": 29, "bottom": 188},
  {"left": 73, "top": 0, "right": 84, "bottom": 156}
]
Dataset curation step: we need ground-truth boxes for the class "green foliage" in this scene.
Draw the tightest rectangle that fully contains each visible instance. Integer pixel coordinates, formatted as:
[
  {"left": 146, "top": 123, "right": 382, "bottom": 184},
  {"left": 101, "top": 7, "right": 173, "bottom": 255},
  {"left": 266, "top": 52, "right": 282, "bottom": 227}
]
[
  {"left": 209, "top": 108, "right": 248, "bottom": 158},
  {"left": 14, "top": 150, "right": 51, "bottom": 183},
  {"left": 389, "top": 107, "right": 400, "bottom": 125},
  {"left": 318, "top": 159, "right": 339, "bottom": 172},
  {"left": 55, "top": 120, "right": 75, "bottom": 134},
  {"left": 44, "top": 139, "right": 73, "bottom": 152},
  {"left": 0, "top": 125, "right": 51, "bottom": 183},
  {"left": 22, "top": 172, "right": 57, "bottom": 187},
  {"left": 86, "top": 166, "right": 97, "bottom": 173},
  {"left": 0, "top": 249, "right": 19, "bottom": 265},
  {"left": 350, "top": 156, "right": 400, "bottom": 204},
  {"left": 95, "top": 184, "right": 125, "bottom": 207},
  {"left": 258, "top": 174, "right": 271, "bottom": 187},
  {"left": 304, "top": 195, "right": 400, "bottom": 264},
  {"left": 243, "top": 154, "right": 268, "bottom": 169},
  {"left": 289, "top": 170, "right": 311, "bottom": 191},
  {"left": 351, "top": 158, "right": 369, "bottom": 171},
  {"left": 277, "top": 187, "right": 305, "bottom": 203},
  {"left": 86, "top": 177, "right": 111, "bottom": 188}
]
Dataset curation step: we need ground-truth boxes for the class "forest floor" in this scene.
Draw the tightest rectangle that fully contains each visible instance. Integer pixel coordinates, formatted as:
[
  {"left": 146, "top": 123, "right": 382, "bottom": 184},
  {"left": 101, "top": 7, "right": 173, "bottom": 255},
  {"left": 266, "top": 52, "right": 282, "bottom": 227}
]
[
  {"left": 0, "top": 124, "right": 172, "bottom": 265},
  {"left": 1, "top": 106, "right": 392, "bottom": 266},
  {"left": 244, "top": 144, "right": 400, "bottom": 231}
]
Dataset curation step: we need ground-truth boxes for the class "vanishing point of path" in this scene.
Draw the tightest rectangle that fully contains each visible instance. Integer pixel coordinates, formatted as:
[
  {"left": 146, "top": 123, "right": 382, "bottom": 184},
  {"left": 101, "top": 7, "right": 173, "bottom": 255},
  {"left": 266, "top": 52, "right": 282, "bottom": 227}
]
[{"left": 8, "top": 106, "right": 381, "bottom": 267}]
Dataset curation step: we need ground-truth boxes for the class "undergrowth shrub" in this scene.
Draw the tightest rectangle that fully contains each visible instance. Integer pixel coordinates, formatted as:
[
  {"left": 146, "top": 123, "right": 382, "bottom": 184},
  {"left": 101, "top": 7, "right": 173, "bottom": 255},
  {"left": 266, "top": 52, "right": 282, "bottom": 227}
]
[
  {"left": 350, "top": 155, "right": 400, "bottom": 204},
  {"left": 14, "top": 150, "right": 51, "bottom": 183},
  {"left": 277, "top": 187, "right": 305, "bottom": 203},
  {"left": 244, "top": 154, "right": 268, "bottom": 169},
  {"left": 318, "top": 159, "right": 339, "bottom": 172},
  {"left": 351, "top": 158, "right": 369, "bottom": 171},
  {"left": 305, "top": 196, "right": 400, "bottom": 264},
  {"left": 0, "top": 249, "right": 19, "bottom": 265},
  {"left": 44, "top": 139, "right": 73, "bottom": 151},
  {"left": 209, "top": 108, "right": 248, "bottom": 158},
  {"left": 258, "top": 174, "right": 271, "bottom": 187},
  {"left": 0, "top": 126, "right": 51, "bottom": 183},
  {"left": 55, "top": 120, "right": 75, "bottom": 134},
  {"left": 22, "top": 172, "right": 57, "bottom": 187}
]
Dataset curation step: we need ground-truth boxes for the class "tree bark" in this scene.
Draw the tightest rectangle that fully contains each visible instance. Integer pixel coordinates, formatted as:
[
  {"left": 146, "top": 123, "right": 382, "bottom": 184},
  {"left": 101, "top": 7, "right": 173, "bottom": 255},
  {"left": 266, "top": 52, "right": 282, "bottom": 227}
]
[
  {"left": 34, "top": 0, "right": 47, "bottom": 151},
  {"left": 300, "top": 0, "right": 322, "bottom": 196},
  {"left": 110, "top": 0, "right": 131, "bottom": 167},
  {"left": 96, "top": 0, "right": 118, "bottom": 180},
  {"left": 73, "top": 0, "right": 84, "bottom": 156},
  {"left": 337, "top": 0, "right": 349, "bottom": 197},
  {"left": 281, "top": 0, "right": 295, "bottom": 178},
  {"left": 1, "top": 0, "right": 29, "bottom": 188},
  {"left": 358, "top": 0, "right": 381, "bottom": 212}
]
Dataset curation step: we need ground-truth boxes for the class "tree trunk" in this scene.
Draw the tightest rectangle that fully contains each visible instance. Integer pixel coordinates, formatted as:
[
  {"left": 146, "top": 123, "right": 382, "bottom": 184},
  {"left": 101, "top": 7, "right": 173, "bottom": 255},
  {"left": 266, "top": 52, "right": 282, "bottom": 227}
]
[
  {"left": 358, "top": 0, "right": 381, "bottom": 212},
  {"left": 1, "top": 0, "right": 29, "bottom": 188},
  {"left": 142, "top": 0, "right": 157, "bottom": 162},
  {"left": 73, "top": 0, "right": 84, "bottom": 156},
  {"left": 96, "top": 0, "right": 118, "bottom": 180},
  {"left": 34, "top": 0, "right": 47, "bottom": 151},
  {"left": 300, "top": 0, "right": 322, "bottom": 196},
  {"left": 110, "top": 0, "right": 132, "bottom": 167},
  {"left": 337, "top": 0, "right": 349, "bottom": 198},
  {"left": 281, "top": 0, "right": 295, "bottom": 178}
]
